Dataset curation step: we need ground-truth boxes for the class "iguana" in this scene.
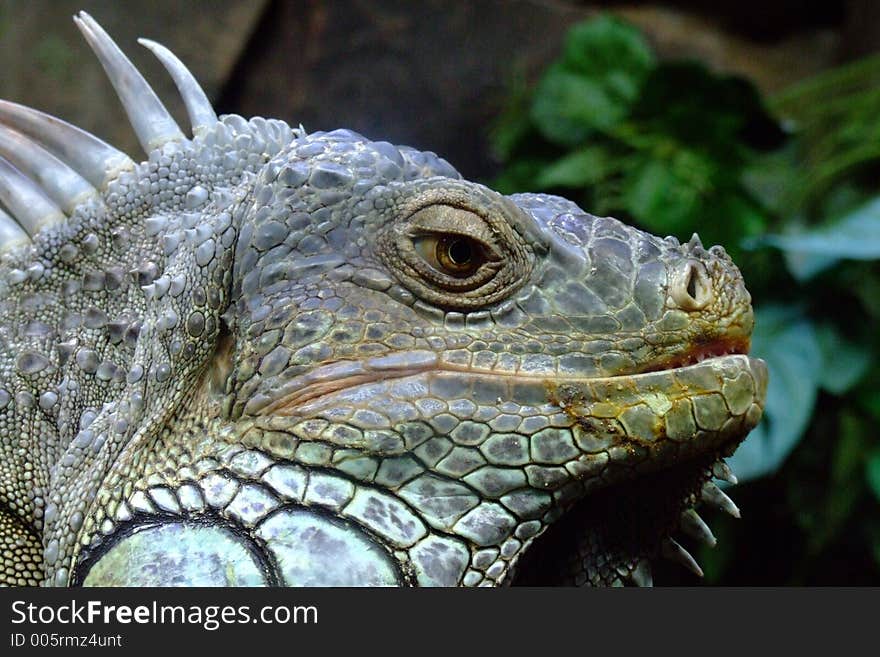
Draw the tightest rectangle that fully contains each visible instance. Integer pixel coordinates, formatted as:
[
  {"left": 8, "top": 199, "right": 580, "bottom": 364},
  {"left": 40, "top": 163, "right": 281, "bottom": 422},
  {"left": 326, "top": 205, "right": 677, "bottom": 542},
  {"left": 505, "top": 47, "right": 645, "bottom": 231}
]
[{"left": 0, "top": 12, "right": 766, "bottom": 587}]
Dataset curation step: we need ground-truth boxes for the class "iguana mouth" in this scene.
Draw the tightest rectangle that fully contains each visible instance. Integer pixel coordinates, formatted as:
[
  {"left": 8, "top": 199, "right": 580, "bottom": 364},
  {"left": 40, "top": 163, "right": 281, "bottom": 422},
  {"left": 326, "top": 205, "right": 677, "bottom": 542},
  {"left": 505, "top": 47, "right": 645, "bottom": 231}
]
[
  {"left": 256, "top": 344, "right": 757, "bottom": 415},
  {"left": 641, "top": 337, "right": 751, "bottom": 374}
]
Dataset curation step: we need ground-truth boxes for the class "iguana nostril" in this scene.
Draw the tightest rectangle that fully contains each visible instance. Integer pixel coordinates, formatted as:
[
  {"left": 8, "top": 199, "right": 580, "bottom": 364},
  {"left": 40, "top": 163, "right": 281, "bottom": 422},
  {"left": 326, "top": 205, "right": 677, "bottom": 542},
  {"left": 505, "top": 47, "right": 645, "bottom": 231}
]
[
  {"left": 686, "top": 266, "right": 698, "bottom": 300},
  {"left": 671, "top": 259, "right": 711, "bottom": 311}
]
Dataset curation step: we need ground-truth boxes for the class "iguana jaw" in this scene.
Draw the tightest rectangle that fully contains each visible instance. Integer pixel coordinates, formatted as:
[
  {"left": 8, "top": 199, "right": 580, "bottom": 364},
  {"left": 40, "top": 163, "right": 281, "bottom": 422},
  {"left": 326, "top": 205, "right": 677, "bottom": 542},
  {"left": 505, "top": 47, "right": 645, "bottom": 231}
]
[
  {"left": 243, "top": 351, "right": 765, "bottom": 586},
  {"left": 256, "top": 350, "right": 766, "bottom": 494},
  {"left": 509, "top": 352, "right": 765, "bottom": 586}
]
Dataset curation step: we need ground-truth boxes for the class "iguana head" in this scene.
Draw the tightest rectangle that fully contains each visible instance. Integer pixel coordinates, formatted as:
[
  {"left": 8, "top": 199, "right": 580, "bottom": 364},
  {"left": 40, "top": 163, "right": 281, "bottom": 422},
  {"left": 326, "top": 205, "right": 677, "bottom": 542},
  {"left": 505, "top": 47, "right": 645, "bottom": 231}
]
[{"left": 0, "top": 13, "right": 766, "bottom": 587}]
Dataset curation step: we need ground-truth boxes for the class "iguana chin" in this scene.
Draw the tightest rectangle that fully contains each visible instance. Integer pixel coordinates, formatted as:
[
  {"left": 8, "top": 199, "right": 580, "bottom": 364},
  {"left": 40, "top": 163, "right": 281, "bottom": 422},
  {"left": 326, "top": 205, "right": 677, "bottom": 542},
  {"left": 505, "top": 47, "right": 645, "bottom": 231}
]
[{"left": 0, "top": 12, "right": 766, "bottom": 588}]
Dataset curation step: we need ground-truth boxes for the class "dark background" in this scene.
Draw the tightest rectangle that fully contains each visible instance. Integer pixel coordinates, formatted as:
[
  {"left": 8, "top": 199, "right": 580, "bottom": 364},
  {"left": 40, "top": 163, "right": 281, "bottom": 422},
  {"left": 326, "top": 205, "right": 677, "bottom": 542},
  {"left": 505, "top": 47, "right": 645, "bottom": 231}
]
[{"left": 1, "top": 1, "right": 870, "bottom": 179}]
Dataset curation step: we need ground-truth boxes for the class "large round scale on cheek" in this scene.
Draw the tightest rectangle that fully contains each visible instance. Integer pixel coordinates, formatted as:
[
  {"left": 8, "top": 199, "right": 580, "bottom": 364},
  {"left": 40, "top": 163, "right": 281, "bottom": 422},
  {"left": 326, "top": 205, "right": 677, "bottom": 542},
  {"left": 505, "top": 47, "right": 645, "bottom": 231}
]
[
  {"left": 81, "top": 523, "right": 269, "bottom": 586},
  {"left": 255, "top": 508, "right": 402, "bottom": 587}
]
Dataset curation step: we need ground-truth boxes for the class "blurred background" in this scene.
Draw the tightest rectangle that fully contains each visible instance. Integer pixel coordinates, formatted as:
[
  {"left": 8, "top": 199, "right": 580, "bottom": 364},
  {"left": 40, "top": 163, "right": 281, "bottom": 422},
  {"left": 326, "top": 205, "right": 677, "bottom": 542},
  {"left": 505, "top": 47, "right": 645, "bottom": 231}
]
[{"left": 1, "top": 0, "right": 878, "bottom": 585}]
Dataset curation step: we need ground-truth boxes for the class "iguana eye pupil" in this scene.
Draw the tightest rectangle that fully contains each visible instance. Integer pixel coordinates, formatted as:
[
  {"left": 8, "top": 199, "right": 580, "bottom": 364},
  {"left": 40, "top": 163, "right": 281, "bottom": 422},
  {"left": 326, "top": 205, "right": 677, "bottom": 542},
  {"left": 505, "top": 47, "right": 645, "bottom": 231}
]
[
  {"left": 446, "top": 237, "right": 472, "bottom": 264},
  {"left": 436, "top": 235, "right": 478, "bottom": 275},
  {"left": 412, "top": 231, "right": 486, "bottom": 280}
]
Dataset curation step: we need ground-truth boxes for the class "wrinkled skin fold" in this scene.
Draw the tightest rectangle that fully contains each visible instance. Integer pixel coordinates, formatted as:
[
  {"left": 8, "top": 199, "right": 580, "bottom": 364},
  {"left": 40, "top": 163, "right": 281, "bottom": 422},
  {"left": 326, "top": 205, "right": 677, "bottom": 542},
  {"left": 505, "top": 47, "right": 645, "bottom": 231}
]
[{"left": 0, "top": 13, "right": 766, "bottom": 587}]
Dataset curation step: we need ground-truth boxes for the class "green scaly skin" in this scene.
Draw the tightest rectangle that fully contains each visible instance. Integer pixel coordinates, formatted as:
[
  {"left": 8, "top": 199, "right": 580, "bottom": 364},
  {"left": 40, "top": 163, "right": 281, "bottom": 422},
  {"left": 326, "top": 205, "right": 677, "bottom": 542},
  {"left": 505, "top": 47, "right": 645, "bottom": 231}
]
[{"left": 0, "top": 13, "right": 766, "bottom": 587}]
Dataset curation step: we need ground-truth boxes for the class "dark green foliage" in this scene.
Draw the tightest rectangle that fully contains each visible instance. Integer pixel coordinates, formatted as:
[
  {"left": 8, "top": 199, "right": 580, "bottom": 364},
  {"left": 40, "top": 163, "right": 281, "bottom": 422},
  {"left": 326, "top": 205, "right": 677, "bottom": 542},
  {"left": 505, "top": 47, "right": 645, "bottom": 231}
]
[
  {"left": 530, "top": 16, "right": 654, "bottom": 146},
  {"left": 493, "top": 17, "right": 780, "bottom": 252},
  {"left": 491, "top": 14, "right": 880, "bottom": 584}
]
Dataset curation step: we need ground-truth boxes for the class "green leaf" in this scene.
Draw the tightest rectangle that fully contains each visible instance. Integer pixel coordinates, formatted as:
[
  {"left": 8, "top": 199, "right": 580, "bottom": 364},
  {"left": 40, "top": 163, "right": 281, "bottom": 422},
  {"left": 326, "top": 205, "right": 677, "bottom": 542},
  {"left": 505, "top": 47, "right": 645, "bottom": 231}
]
[
  {"left": 715, "top": 192, "right": 770, "bottom": 240},
  {"left": 530, "top": 67, "right": 625, "bottom": 146},
  {"left": 770, "top": 53, "right": 880, "bottom": 202},
  {"left": 857, "top": 383, "right": 880, "bottom": 421},
  {"left": 741, "top": 146, "right": 801, "bottom": 216},
  {"left": 815, "top": 323, "right": 871, "bottom": 395},
  {"left": 852, "top": 270, "right": 880, "bottom": 320},
  {"left": 726, "top": 305, "right": 822, "bottom": 481},
  {"left": 621, "top": 155, "right": 709, "bottom": 235},
  {"left": 535, "top": 146, "right": 609, "bottom": 188},
  {"left": 561, "top": 15, "right": 654, "bottom": 87},
  {"left": 490, "top": 104, "right": 533, "bottom": 162},
  {"left": 781, "top": 245, "right": 842, "bottom": 282},
  {"left": 529, "top": 16, "right": 655, "bottom": 147},
  {"left": 623, "top": 160, "right": 683, "bottom": 229},
  {"left": 489, "top": 72, "right": 535, "bottom": 160},
  {"left": 867, "top": 448, "right": 880, "bottom": 504},
  {"left": 773, "top": 52, "right": 880, "bottom": 118},
  {"left": 748, "top": 196, "right": 880, "bottom": 280}
]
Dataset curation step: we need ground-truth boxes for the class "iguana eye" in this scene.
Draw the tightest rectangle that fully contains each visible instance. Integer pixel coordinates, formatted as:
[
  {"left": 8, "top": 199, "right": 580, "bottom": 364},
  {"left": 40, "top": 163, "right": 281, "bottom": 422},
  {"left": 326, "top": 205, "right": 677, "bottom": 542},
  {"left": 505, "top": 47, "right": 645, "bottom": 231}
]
[
  {"left": 377, "top": 191, "right": 535, "bottom": 311},
  {"left": 414, "top": 233, "right": 486, "bottom": 278},
  {"left": 396, "top": 204, "right": 501, "bottom": 293}
]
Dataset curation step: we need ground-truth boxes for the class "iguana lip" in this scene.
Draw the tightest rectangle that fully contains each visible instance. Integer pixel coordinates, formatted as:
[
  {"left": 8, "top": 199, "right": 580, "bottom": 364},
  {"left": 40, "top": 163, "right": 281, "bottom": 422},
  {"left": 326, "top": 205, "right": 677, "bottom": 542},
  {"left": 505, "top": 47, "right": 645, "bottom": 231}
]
[
  {"left": 639, "top": 336, "right": 751, "bottom": 374},
  {"left": 256, "top": 348, "right": 765, "bottom": 415}
]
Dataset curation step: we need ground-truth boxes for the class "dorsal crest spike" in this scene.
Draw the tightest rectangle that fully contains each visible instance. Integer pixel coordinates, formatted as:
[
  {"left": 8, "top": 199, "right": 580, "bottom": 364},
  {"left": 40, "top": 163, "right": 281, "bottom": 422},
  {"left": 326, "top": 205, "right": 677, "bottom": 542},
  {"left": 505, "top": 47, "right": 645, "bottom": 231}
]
[
  {"left": 0, "top": 155, "right": 65, "bottom": 236},
  {"left": 137, "top": 38, "right": 218, "bottom": 136},
  {"left": 687, "top": 232, "right": 704, "bottom": 250},
  {"left": 0, "top": 100, "right": 135, "bottom": 190},
  {"left": 73, "top": 11, "right": 186, "bottom": 153},
  {"left": 0, "top": 124, "right": 97, "bottom": 214},
  {"left": 0, "top": 205, "right": 28, "bottom": 246}
]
